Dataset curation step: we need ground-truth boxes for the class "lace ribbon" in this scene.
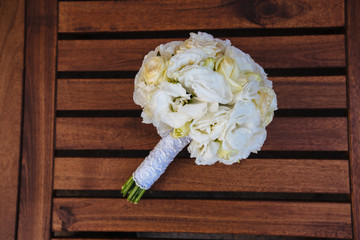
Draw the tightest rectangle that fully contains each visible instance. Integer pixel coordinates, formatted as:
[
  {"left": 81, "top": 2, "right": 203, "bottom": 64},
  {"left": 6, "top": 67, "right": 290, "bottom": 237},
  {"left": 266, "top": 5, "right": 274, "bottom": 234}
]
[{"left": 133, "top": 134, "right": 192, "bottom": 190}]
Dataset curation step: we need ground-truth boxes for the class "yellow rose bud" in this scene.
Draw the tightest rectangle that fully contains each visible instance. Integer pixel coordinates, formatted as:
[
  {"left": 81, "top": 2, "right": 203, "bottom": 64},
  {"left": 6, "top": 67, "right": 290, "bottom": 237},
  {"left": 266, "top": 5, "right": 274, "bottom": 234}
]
[
  {"left": 171, "top": 121, "right": 191, "bottom": 139},
  {"left": 143, "top": 56, "right": 167, "bottom": 85}
]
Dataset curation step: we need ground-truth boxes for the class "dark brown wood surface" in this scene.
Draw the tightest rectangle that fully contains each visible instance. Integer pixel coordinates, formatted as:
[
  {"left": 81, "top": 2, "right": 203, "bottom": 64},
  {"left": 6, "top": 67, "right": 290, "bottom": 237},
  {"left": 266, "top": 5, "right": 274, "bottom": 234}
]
[
  {"left": 55, "top": 117, "right": 348, "bottom": 151},
  {"left": 58, "top": 0, "right": 344, "bottom": 32},
  {"left": 57, "top": 79, "right": 138, "bottom": 110},
  {"left": 57, "top": 76, "right": 346, "bottom": 110},
  {"left": 52, "top": 198, "right": 352, "bottom": 238},
  {"left": 54, "top": 158, "right": 349, "bottom": 193},
  {"left": 0, "top": 0, "right": 24, "bottom": 239},
  {"left": 1, "top": 0, "right": 351, "bottom": 238},
  {"left": 347, "top": 0, "right": 360, "bottom": 238},
  {"left": 17, "top": 0, "right": 57, "bottom": 239},
  {"left": 57, "top": 35, "right": 345, "bottom": 71},
  {"left": 274, "top": 76, "right": 346, "bottom": 109}
]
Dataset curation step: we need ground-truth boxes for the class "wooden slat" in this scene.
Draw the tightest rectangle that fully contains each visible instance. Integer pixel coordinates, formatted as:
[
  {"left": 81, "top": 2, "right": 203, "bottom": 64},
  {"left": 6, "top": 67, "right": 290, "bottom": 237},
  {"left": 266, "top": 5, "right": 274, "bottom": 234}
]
[
  {"left": 57, "top": 79, "right": 138, "bottom": 110},
  {"left": 55, "top": 117, "right": 348, "bottom": 151},
  {"left": 347, "top": 0, "right": 360, "bottom": 238},
  {"left": 58, "top": 0, "right": 344, "bottom": 33},
  {"left": 17, "top": 0, "right": 57, "bottom": 239},
  {"left": 52, "top": 198, "right": 352, "bottom": 238},
  {"left": 54, "top": 158, "right": 349, "bottom": 194},
  {"left": 0, "top": 0, "right": 24, "bottom": 239},
  {"left": 57, "top": 35, "right": 345, "bottom": 72},
  {"left": 274, "top": 76, "right": 346, "bottom": 109},
  {"left": 56, "top": 76, "right": 346, "bottom": 110}
]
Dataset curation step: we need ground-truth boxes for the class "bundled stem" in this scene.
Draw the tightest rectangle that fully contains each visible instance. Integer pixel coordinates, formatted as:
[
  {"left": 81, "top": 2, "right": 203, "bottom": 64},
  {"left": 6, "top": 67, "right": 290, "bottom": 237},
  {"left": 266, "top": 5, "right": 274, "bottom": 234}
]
[{"left": 121, "top": 176, "right": 146, "bottom": 204}]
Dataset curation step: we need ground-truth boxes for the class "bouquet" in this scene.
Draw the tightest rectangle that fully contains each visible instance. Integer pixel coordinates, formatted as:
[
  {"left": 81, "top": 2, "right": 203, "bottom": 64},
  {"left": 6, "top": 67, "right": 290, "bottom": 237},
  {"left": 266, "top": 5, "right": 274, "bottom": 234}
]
[{"left": 121, "top": 32, "right": 277, "bottom": 203}]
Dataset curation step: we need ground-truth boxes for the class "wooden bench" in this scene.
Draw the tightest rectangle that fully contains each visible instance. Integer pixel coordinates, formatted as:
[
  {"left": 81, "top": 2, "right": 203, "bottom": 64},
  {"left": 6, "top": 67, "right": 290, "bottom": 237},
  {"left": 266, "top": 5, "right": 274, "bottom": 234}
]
[{"left": 1, "top": 0, "right": 359, "bottom": 239}]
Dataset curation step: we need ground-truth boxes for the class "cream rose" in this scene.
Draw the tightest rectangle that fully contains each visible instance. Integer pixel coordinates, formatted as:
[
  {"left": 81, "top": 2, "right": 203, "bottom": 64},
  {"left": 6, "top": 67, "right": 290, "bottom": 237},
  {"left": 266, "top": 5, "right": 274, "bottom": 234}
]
[
  {"left": 157, "top": 41, "right": 183, "bottom": 60},
  {"left": 218, "top": 101, "right": 266, "bottom": 164},
  {"left": 178, "top": 65, "right": 233, "bottom": 104},
  {"left": 177, "top": 32, "right": 228, "bottom": 57},
  {"left": 225, "top": 45, "right": 256, "bottom": 73},
  {"left": 255, "top": 86, "right": 278, "bottom": 126},
  {"left": 189, "top": 106, "right": 230, "bottom": 144},
  {"left": 216, "top": 56, "right": 247, "bottom": 92},
  {"left": 188, "top": 140, "right": 220, "bottom": 165},
  {"left": 167, "top": 48, "right": 208, "bottom": 80},
  {"left": 142, "top": 56, "right": 168, "bottom": 85},
  {"left": 148, "top": 82, "right": 207, "bottom": 129}
]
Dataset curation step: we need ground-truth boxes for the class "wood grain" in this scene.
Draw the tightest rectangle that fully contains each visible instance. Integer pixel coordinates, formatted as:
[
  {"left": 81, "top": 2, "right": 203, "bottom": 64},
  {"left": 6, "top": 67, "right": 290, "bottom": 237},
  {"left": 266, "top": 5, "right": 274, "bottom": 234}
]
[
  {"left": 55, "top": 117, "right": 348, "bottom": 151},
  {"left": 57, "top": 79, "right": 139, "bottom": 110},
  {"left": 57, "top": 35, "right": 345, "bottom": 72},
  {"left": 17, "top": 0, "right": 57, "bottom": 239},
  {"left": 57, "top": 76, "right": 346, "bottom": 111},
  {"left": 58, "top": 0, "right": 344, "bottom": 32},
  {"left": 347, "top": 0, "right": 360, "bottom": 238},
  {"left": 0, "top": 0, "right": 24, "bottom": 239},
  {"left": 52, "top": 198, "right": 352, "bottom": 238},
  {"left": 54, "top": 158, "right": 350, "bottom": 194}
]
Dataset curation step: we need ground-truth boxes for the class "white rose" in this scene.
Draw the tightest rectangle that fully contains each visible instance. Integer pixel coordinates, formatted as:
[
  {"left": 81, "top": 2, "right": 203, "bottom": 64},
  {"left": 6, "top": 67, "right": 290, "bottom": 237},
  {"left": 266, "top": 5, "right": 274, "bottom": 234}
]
[
  {"left": 157, "top": 41, "right": 183, "bottom": 60},
  {"left": 133, "top": 69, "right": 159, "bottom": 108},
  {"left": 225, "top": 45, "right": 272, "bottom": 87},
  {"left": 189, "top": 106, "right": 230, "bottom": 144},
  {"left": 133, "top": 82, "right": 156, "bottom": 108},
  {"left": 216, "top": 56, "right": 269, "bottom": 105},
  {"left": 167, "top": 48, "right": 208, "bottom": 80},
  {"left": 177, "top": 32, "right": 227, "bottom": 57},
  {"left": 188, "top": 140, "right": 220, "bottom": 165},
  {"left": 215, "top": 37, "right": 231, "bottom": 56},
  {"left": 148, "top": 82, "right": 207, "bottom": 129},
  {"left": 232, "top": 79, "right": 260, "bottom": 104},
  {"left": 225, "top": 45, "right": 258, "bottom": 73},
  {"left": 178, "top": 65, "right": 233, "bottom": 104},
  {"left": 218, "top": 101, "right": 266, "bottom": 164}
]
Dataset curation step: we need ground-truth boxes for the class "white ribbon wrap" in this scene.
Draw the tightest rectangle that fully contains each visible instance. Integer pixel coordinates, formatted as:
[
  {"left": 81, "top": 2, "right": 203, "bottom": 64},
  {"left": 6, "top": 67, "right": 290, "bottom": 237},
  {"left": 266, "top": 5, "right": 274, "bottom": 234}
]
[{"left": 133, "top": 134, "right": 192, "bottom": 190}]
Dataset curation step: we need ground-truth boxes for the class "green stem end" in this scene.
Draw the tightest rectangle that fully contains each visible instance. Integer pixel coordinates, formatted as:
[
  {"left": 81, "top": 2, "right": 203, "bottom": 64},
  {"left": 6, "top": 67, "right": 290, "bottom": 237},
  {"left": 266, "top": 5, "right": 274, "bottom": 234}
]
[{"left": 121, "top": 176, "right": 146, "bottom": 204}]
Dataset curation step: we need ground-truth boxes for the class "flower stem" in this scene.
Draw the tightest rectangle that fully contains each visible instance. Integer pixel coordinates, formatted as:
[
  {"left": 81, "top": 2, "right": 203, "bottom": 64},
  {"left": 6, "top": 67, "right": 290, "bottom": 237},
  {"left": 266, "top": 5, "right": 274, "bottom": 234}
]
[{"left": 121, "top": 176, "right": 146, "bottom": 204}]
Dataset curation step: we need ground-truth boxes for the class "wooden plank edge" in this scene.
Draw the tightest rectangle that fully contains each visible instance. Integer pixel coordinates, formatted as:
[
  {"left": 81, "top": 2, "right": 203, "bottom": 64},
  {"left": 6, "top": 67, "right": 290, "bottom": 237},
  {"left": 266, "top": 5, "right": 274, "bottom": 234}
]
[
  {"left": 17, "top": 0, "right": 57, "bottom": 239},
  {"left": 347, "top": 0, "right": 360, "bottom": 239}
]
